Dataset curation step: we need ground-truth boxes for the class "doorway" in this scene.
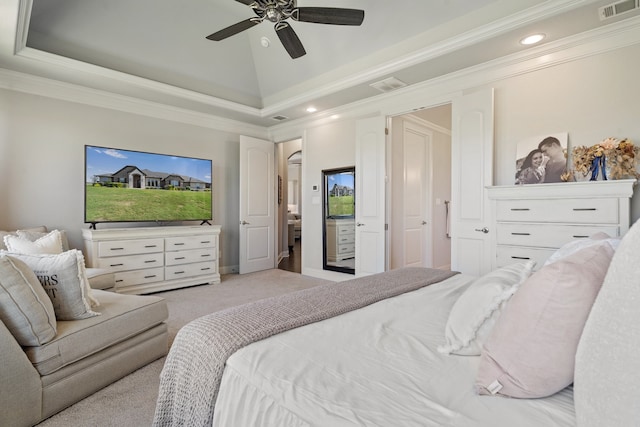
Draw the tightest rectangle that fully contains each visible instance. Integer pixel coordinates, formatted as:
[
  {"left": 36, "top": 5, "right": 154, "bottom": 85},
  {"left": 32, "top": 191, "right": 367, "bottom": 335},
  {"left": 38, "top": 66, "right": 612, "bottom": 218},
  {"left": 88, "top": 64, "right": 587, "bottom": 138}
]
[
  {"left": 388, "top": 104, "right": 452, "bottom": 270},
  {"left": 278, "top": 142, "right": 302, "bottom": 274}
]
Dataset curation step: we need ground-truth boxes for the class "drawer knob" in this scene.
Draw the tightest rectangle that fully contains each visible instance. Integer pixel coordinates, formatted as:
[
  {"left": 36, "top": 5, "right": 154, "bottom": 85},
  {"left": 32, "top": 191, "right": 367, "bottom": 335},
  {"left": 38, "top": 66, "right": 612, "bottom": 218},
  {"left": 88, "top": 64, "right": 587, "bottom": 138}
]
[{"left": 474, "top": 227, "right": 489, "bottom": 234}]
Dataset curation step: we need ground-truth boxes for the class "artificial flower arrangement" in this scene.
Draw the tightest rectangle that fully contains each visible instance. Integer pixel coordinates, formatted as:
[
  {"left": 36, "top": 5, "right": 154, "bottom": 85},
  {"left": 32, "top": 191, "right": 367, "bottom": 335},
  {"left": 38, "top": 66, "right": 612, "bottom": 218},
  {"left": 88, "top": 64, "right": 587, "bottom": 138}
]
[{"left": 572, "top": 137, "right": 639, "bottom": 180}]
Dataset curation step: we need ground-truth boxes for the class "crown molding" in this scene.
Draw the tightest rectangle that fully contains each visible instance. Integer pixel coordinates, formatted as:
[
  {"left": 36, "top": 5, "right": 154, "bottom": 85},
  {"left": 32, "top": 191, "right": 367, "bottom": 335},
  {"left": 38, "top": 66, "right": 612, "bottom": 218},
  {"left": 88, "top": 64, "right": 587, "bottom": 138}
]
[
  {"left": 0, "top": 67, "right": 269, "bottom": 138},
  {"left": 269, "top": 14, "right": 640, "bottom": 139}
]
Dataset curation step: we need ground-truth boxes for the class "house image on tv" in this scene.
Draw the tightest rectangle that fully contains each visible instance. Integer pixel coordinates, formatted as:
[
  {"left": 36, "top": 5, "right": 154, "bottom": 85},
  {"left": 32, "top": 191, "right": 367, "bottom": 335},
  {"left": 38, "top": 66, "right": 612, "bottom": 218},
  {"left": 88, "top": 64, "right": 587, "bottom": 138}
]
[
  {"left": 329, "top": 183, "right": 354, "bottom": 197},
  {"left": 93, "top": 165, "right": 210, "bottom": 190}
]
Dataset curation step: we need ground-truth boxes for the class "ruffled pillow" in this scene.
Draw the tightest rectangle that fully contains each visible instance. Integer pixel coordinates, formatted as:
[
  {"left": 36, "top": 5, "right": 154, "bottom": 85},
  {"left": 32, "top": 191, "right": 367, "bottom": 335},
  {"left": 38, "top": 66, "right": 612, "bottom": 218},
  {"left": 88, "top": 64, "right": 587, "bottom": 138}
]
[
  {"left": 3, "top": 229, "right": 64, "bottom": 255},
  {"left": 438, "top": 261, "right": 535, "bottom": 356}
]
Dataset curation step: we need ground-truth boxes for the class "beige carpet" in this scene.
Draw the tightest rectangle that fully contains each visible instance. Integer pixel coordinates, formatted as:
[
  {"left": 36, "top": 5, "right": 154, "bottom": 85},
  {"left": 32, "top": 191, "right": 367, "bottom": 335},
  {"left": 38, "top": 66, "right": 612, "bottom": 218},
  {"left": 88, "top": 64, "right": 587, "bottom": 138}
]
[{"left": 36, "top": 269, "right": 332, "bottom": 427}]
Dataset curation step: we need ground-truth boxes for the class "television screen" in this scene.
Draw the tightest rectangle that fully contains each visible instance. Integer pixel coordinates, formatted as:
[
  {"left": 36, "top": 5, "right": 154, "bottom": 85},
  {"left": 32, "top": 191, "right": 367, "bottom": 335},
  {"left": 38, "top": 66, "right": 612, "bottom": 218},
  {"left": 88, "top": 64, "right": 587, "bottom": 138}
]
[
  {"left": 325, "top": 168, "right": 355, "bottom": 218},
  {"left": 85, "top": 145, "right": 212, "bottom": 225}
]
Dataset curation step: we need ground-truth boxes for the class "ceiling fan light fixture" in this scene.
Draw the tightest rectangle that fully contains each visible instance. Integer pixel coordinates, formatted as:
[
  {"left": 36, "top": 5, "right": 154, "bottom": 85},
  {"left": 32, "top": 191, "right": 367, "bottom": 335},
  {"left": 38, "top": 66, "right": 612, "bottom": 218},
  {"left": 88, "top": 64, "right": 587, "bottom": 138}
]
[
  {"left": 306, "top": 106, "right": 317, "bottom": 113},
  {"left": 520, "top": 33, "right": 545, "bottom": 45}
]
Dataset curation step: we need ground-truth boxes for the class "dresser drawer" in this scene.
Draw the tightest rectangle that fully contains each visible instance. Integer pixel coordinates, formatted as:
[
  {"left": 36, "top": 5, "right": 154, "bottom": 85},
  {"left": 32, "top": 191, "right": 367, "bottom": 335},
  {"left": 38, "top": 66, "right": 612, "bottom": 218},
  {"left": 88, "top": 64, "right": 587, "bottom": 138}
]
[
  {"left": 337, "top": 224, "right": 355, "bottom": 235},
  {"left": 114, "top": 267, "right": 164, "bottom": 288},
  {"left": 336, "top": 233, "right": 355, "bottom": 244},
  {"left": 98, "top": 238, "right": 164, "bottom": 257},
  {"left": 96, "top": 252, "right": 164, "bottom": 272},
  {"left": 165, "top": 248, "right": 216, "bottom": 266},
  {"left": 165, "top": 235, "right": 216, "bottom": 251},
  {"left": 496, "top": 246, "right": 556, "bottom": 269},
  {"left": 496, "top": 198, "right": 618, "bottom": 224},
  {"left": 165, "top": 261, "right": 217, "bottom": 280},
  {"left": 337, "top": 243, "right": 355, "bottom": 255},
  {"left": 497, "top": 224, "right": 619, "bottom": 248}
]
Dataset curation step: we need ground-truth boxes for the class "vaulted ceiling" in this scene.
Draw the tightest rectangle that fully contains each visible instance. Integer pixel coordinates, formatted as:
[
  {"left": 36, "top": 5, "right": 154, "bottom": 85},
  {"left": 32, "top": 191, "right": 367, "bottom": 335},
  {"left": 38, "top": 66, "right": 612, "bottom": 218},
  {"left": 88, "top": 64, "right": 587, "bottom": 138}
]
[{"left": 1, "top": 0, "right": 638, "bottom": 126}]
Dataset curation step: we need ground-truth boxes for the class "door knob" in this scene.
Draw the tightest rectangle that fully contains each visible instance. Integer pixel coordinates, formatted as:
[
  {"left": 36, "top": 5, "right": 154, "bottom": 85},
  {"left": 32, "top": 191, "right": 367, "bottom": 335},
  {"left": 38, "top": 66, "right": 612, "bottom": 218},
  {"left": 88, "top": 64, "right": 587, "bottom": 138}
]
[
  {"left": 474, "top": 227, "right": 489, "bottom": 234},
  {"left": 240, "top": 220, "right": 250, "bottom": 225},
  {"left": 422, "top": 221, "right": 427, "bottom": 225},
  {"left": 356, "top": 222, "right": 365, "bottom": 227}
]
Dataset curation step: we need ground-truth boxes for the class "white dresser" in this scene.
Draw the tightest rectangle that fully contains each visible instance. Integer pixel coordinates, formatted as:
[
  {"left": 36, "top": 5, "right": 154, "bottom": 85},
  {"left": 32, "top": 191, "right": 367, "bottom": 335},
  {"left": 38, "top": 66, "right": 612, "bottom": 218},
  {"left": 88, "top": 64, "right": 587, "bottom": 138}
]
[
  {"left": 82, "top": 225, "right": 221, "bottom": 294},
  {"left": 325, "top": 218, "right": 355, "bottom": 262},
  {"left": 487, "top": 180, "right": 635, "bottom": 270}
]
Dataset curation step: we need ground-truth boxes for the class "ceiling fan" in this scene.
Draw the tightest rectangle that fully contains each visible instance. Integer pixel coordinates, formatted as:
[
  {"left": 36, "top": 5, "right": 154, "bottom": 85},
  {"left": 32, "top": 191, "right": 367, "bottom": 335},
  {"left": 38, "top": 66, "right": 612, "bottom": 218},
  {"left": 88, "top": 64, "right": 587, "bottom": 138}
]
[{"left": 206, "top": 0, "right": 365, "bottom": 59}]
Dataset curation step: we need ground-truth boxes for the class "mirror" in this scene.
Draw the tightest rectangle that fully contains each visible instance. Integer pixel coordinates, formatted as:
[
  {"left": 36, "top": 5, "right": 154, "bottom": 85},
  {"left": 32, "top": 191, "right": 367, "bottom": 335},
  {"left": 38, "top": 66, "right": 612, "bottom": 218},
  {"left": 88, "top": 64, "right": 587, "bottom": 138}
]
[{"left": 322, "top": 167, "right": 356, "bottom": 274}]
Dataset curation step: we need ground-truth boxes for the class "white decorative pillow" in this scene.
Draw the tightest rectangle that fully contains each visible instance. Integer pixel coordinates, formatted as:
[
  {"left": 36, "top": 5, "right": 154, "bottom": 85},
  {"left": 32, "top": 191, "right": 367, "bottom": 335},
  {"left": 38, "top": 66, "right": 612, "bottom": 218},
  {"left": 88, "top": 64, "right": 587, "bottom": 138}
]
[
  {"left": 438, "top": 260, "right": 536, "bottom": 356},
  {"left": 544, "top": 232, "right": 619, "bottom": 267},
  {"left": 17, "top": 229, "right": 70, "bottom": 252},
  {"left": 0, "top": 255, "right": 57, "bottom": 346},
  {"left": 4, "top": 229, "right": 64, "bottom": 255},
  {"left": 2, "top": 249, "right": 100, "bottom": 320}
]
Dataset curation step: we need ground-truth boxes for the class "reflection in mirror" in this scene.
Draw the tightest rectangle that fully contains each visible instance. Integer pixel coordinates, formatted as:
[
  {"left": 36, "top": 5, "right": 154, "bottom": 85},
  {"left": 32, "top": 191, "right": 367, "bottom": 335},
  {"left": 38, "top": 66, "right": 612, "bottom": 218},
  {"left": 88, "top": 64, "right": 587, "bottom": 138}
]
[{"left": 322, "top": 167, "right": 355, "bottom": 274}]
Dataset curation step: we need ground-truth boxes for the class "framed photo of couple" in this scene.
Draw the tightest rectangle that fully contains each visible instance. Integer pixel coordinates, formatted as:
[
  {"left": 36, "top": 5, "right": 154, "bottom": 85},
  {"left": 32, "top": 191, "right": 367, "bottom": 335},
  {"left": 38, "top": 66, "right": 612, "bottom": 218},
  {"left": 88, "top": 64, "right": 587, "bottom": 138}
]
[{"left": 515, "top": 132, "right": 568, "bottom": 185}]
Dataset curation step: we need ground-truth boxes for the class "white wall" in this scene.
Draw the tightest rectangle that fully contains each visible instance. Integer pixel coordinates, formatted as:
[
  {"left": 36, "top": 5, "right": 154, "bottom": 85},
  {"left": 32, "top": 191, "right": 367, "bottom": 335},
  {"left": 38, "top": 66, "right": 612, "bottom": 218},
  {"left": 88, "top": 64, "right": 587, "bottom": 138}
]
[
  {"left": 302, "top": 120, "right": 356, "bottom": 279},
  {"left": 0, "top": 89, "right": 242, "bottom": 271},
  {"left": 491, "top": 43, "right": 640, "bottom": 194}
]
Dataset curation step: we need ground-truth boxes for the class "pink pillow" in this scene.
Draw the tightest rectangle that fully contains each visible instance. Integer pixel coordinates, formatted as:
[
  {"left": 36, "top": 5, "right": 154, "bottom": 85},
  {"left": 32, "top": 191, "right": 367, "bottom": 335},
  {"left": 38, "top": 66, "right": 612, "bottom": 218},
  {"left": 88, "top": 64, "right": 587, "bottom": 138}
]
[{"left": 476, "top": 241, "right": 614, "bottom": 398}]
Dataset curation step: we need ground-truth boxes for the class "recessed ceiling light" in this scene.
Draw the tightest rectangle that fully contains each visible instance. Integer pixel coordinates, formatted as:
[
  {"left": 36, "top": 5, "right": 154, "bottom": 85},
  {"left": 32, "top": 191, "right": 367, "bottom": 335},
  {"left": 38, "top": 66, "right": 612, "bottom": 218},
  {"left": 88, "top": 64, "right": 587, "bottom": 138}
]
[
  {"left": 260, "top": 37, "right": 270, "bottom": 48},
  {"left": 306, "top": 106, "right": 317, "bottom": 113},
  {"left": 520, "top": 34, "right": 545, "bottom": 45}
]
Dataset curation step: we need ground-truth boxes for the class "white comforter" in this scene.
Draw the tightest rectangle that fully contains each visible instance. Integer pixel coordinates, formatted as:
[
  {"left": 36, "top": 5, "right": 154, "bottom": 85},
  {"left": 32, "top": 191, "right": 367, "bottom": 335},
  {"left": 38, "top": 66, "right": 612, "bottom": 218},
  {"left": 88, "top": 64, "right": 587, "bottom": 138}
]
[{"left": 213, "top": 274, "right": 576, "bottom": 427}]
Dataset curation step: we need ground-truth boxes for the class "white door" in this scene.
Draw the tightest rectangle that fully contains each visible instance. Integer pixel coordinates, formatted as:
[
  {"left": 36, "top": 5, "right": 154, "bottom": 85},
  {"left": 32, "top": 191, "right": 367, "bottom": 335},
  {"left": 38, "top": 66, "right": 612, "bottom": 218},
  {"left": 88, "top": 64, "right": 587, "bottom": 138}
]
[
  {"left": 355, "top": 116, "right": 386, "bottom": 276},
  {"left": 450, "top": 88, "right": 494, "bottom": 276},
  {"left": 402, "top": 120, "right": 432, "bottom": 268},
  {"left": 239, "top": 135, "right": 275, "bottom": 274}
]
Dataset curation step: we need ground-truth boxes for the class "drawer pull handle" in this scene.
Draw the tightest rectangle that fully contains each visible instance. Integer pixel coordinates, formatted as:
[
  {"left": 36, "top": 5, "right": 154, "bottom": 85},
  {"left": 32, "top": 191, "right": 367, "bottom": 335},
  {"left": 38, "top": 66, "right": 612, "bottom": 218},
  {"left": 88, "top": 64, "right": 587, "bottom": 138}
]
[
  {"left": 173, "top": 243, "right": 185, "bottom": 246},
  {"left": 110, "top": 247, "right": 125, "bottom": 251},
  {"left": 511, "top": 256, "right": 531, "bottom": 260},
  {"left": 511, "top": 232, "right": 530, "bottom": 236},
  {"left": 201, "top": 254, "right": 211, "bottom": 258},
  {"left": 110, "top": 263, "right": 124, "bottom": 267},
  {"left": 115, "top": 279, "right": 123, "bottom": 283},
  {"left": 573, "top": 235, "right": 589, "bottom": 238},
  {"left": 145, "top": 245, "right": 158, "bottom": 248},
  {"left": 174, "top": 257, "right": 186, "bottom": 260},
  {"left": 510, "top": 208, "right": 530, "bottom": 211},
  {"left": 144, "top": 275, "right": 157, "bottom": 279},
  {"left": 201, "top": 267, "right": 211, "bottom": 271},
  {"left": 174, "top": 271, "right": 185, "bottom": 275},
  {"left": 144, "top": 260, "right": 157, "bottom": 263},
  {"left": 201, "top": 240, "right": 211, "bottom": 244},
  {"left": 573, "top": 208, "right": 596, "bottom": 211}
]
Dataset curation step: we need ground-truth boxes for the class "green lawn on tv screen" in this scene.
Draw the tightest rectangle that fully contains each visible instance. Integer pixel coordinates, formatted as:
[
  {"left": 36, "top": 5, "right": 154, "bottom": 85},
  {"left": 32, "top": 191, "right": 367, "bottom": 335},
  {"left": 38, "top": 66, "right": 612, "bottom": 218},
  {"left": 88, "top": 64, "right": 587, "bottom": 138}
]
[
  {"left": 86, "top": 185, "right": 212, "bottom": 222},
  {"left": 328, "top": 195, "right": 354, "bottom": 216}
]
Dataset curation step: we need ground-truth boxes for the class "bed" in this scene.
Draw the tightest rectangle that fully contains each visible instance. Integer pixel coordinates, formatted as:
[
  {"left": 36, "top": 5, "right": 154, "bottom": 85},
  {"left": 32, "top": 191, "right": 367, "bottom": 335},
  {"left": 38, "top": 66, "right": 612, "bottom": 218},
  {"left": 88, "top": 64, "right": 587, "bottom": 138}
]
[{"left": 154, "top": 220, "right": 640, "bottom": 427}]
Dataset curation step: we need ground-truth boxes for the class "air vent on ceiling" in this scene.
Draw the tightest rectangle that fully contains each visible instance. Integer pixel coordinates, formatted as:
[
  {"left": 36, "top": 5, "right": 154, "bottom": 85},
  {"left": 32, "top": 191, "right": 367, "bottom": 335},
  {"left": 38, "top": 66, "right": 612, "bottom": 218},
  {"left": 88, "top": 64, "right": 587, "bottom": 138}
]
[
  {"left": 271, "top": 115, "right": 289, "bottom": 121},
  {"left": 369, "top": 77, "right": 407, "bottom": 93},
  {"left": 599, "top": 0, "right": 639, "bottom": 20}
]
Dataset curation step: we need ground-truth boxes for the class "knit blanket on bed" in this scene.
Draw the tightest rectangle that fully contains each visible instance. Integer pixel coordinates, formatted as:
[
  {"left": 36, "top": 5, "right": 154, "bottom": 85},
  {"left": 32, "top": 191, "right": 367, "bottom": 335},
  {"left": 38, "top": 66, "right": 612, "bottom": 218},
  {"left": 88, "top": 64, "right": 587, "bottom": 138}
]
[{"left": 153, "top": 267, "right": 458, "bottom": 427}]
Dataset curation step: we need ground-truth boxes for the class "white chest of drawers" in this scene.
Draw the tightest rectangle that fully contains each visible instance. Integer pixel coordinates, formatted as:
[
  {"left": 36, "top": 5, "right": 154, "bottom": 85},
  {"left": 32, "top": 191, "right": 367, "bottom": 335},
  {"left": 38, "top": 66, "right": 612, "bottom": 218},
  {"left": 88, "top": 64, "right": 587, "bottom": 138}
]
[
  {"left": 82, "top": 225, "right": 221, "bottom": 294},
  {"left": 487, "top": 180, "right": 635, "bottom": 270},
  {"left": 325, "top": 218, "right": 355, "bottom": 262}
]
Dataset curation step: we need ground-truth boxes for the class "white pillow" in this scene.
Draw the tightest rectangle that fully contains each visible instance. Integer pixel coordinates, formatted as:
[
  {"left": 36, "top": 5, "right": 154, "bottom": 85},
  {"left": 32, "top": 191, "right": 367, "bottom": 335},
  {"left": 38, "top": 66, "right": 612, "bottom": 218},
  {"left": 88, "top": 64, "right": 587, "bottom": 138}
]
[
  {"left": 2, "top": 249, "right": 100, "bottom": 320},
  {"left": 544, "top": 232, "right": 619, "bottom": 267},
  {"left": 438, "top": 261, "right": 536, "bottom": 356},
  {"left": 17, "top": 229, "right": 70, "bottom": 252},
  {"left": 4, "top": 229, "right": 64, "bottom": 255}
]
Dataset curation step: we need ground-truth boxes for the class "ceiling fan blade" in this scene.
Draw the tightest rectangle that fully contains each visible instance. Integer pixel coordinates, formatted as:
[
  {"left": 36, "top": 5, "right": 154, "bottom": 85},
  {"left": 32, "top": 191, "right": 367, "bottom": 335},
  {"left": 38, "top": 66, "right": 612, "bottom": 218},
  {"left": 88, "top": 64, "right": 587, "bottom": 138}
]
[
  {"left": 235, "top": 0, "right": 255, "bottom": 5},
  {"left": 206, "top": 18, "right": 259, "bottom": 41},
  {"left": 275, "top": 22, "right": 306, "bottom": 59},
  {"left": 294, "top": 7, "right": 364, "bottom": 26}
]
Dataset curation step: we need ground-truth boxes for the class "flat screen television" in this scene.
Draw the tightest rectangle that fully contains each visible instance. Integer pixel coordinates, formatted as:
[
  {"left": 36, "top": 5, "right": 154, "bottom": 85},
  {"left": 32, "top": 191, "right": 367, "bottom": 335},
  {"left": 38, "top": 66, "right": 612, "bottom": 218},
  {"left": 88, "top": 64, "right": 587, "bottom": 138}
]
[
  {"left": 85, "top": 145, "right": 212, "bottom": 226},
  {"left": 324, "top": 167, "right": 355, "bottom": 218}
]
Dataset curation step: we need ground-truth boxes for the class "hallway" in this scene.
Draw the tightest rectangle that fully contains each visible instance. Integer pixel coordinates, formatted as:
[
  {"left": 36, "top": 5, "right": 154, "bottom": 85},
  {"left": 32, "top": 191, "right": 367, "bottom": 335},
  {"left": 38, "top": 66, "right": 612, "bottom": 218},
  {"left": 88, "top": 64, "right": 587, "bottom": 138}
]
[{"left": 278, "top": 238, "right": 301, "bottom": 274}]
